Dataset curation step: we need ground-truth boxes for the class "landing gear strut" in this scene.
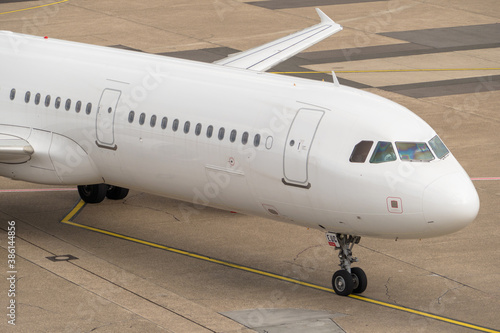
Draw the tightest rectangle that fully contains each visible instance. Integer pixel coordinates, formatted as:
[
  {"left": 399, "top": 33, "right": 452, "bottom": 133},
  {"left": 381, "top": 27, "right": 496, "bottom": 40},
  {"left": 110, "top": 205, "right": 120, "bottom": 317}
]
[{"left": 327, "top": 233, "right": 367, "bottom": 296}]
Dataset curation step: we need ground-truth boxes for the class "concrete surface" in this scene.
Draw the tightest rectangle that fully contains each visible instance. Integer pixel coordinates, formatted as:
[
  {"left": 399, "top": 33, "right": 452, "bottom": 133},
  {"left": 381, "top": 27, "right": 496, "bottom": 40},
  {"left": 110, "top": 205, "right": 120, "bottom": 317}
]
[{"left": 0, "top": 0, "right": 499, "bottom": 332}]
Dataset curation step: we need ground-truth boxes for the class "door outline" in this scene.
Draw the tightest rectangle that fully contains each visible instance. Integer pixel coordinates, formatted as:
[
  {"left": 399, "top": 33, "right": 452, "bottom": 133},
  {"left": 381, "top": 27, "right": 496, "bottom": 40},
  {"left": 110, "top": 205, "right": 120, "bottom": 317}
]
[
  {"left": 282, "top": 108, "right": 324, "bottom": 188},
  {"left": 95, "top": 89, "right": 121, "bottom": 150}
]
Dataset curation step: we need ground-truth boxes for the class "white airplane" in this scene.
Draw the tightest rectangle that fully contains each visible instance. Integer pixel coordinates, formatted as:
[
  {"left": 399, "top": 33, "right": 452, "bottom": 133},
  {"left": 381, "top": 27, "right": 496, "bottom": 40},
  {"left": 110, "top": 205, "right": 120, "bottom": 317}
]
[{"left": 0, "top": 9, "right": 479, "bottom": 296}]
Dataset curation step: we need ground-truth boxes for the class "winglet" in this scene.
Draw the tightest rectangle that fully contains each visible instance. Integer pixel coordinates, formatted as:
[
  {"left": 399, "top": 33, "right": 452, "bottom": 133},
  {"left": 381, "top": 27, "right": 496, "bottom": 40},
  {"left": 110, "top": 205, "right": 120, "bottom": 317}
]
[{"left": 316, "top": 8, "right": 335, "bottom": 25}]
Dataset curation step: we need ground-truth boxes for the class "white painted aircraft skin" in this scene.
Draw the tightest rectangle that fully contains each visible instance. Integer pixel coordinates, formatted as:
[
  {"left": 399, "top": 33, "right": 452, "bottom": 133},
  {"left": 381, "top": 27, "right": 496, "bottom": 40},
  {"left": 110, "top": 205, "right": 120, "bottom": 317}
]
[{"left": 0, "top": 11, "right": 479, "bottom": 242}]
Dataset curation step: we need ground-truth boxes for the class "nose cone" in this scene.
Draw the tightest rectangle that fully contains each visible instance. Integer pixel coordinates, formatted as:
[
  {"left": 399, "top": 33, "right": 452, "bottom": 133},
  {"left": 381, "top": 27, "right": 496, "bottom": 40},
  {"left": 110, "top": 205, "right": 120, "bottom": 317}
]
[{"left": 423, "top": 172, "right": 480, "bottom": 236}]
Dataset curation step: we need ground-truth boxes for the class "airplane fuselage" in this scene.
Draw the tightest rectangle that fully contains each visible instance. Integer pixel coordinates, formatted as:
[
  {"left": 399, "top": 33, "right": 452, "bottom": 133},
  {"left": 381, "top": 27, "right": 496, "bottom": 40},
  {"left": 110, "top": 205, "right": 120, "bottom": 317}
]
[{"left": 0, "top": 31, "right": 479, "bottom": 240}]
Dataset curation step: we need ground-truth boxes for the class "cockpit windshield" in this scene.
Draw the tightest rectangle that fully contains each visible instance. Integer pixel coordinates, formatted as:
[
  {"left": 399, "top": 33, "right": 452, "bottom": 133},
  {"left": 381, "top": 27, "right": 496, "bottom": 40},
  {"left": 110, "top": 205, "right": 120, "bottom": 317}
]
[
  {"left": 428, "top": 135, "right": 449, "bottom": 159},
  {"left": 349, "top": 137, "right": 449, "bottom": 163},
  {"left": 349, "top": 140, "right": 373, "bottom": 163},
  {"left": 370, "top": 141, "right": 396, "bottom": 163},
  {"left": 395, "top": 142, "right": 434, "bottom": 162}
]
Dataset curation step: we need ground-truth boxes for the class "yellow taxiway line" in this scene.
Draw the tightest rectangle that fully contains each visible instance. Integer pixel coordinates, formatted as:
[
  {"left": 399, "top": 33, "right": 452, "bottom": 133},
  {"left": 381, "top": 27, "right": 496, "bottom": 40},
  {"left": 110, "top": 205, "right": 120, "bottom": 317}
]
[
  {"left": 61, "top": 200, "right": 499, "bottom": 333},
  {"left": 61, "top": 199, "right": 86, "bottom": 222},
  {"left": 271, "top": 68, "right": 500, "bottom": 74},
  {"left": 0, "top": 0, "right": 69, "bottom": 15}
]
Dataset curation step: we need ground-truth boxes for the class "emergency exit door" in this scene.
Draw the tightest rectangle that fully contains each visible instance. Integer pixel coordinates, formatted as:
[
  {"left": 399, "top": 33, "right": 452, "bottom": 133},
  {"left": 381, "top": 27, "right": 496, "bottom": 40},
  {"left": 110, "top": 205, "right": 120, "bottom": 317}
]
[
  {"left": 96, "top": 89, "right": 121, "bottom": 149},
  {"left": 283, "top": 109, "right": 324, "bottom": 188}
]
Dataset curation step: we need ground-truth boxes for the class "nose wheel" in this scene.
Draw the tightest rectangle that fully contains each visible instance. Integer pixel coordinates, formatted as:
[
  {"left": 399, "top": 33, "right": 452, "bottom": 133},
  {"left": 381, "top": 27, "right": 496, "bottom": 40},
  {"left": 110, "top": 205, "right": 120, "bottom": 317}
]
[
  {"left": 327, "top": 233, "right": 367, "bottom": 296},
  {"left": 350, "top": 267, "right": 368, "bottom": 294},
  {"left": 332, "top": 270, "right": 353, "bottom": 296}
]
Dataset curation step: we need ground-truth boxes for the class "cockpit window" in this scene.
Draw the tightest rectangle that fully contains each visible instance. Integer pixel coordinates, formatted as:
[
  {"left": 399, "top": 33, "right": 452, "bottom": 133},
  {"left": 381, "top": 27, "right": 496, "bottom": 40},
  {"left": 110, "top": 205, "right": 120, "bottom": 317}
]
[
  {"left": 350, "top": 141, "right": 373, "bottom": 163},
  {"left": 370, "top": 142, "right": 396, "bottom": 163},
  {"left": 428, "top": 135, "right": 449, "bottom": 159},
  {"left": 396, "top": 142, "right": 434, "bottom": 162}
]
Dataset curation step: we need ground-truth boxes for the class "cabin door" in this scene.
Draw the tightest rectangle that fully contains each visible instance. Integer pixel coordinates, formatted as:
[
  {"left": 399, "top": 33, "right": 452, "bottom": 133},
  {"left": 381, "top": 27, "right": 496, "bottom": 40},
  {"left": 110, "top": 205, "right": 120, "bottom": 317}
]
[
  {"left": 96, "top": 89, "right": 121, "bottom": 149},
  {"left": 283, "top": 109, "right": 324, "bottom": 188}
]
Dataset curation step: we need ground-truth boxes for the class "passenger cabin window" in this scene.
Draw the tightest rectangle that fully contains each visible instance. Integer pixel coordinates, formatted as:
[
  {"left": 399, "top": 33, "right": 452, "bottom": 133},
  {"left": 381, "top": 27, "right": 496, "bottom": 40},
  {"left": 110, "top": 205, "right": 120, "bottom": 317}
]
[
  {"left": 150, "top": 115, "right": 157, "bottom": 127},
  {"left": 45, "top": 95, "right": 51, "bottom": 107},
  {"left": 161, "top": 117, "right": 168, "bottom": 129},
  {"left": 139, "top": 113, "right": 145, "bottom": 125},
  {"left": 242, "top": 132, "right": 249, "bottom": 145},
  {"left": 75, "top": 101, "right": 81, "bottom": 113},
  {"left": 218, "top": 127, "right": 225, "bottom": 140},
  {"left": 428, "top": 135, "right": 449, "bottom": 159},
  {"left": 55, "top": 97, "right": 61, "bottom": 109},
  {"left": 184, "top": 121, "right": 190, "bottom": 134},
  {"left": 172, "top": 119, "right": 179, "bottom": 132},
  {"left": 370, "top": 141, "right": 396, "bottom": 163},
  {"left": 10, "top": 89, "right": 16, "bottom": 100},
  {"left": 128, "top": 111, "right": 135, "bottom": 123},
  {"left": 195, "top": 123, "right": 202, "bottom": 136},
  {"left": 230, "top": 130, "right": 237, "bottom": 143},
  {"left": 25, "top": 91, "right": 31, "bottom": 103},
  {"left": 35, "top": 93, "right": 41, "bottom": 105},
  {"left": 396, "top": 142, "right": 434, "bottom": 162},
  {"left": 206, "top": 125, "right": 213, "bottom": 138},
  {"left": 254, "top": 134, "right": 261, "bottom": 147},
  {"left": 65, "top": 99, "right": 71, "bottom": 111},
  {"left": 85, "top": 103, "right": 92, "bottom": 114},
  {"left": 350, "top": 141, "right": 373, "bottom": 163}
]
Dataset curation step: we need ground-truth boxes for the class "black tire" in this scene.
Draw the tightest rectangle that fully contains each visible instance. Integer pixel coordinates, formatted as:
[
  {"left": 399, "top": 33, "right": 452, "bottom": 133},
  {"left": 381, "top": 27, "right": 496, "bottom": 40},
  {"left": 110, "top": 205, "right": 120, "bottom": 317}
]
[
  {"left": 77, "top": 184, "right": 107, "bottom": 204},
  {"left": 332, "top": 270, "right": 354, "bottom": 296},
  {"left": 351, "top": 267, "right": 368, "bottom": 294},
  {"left": 106, "top": 186, "right": 129, "bottom": 200}
]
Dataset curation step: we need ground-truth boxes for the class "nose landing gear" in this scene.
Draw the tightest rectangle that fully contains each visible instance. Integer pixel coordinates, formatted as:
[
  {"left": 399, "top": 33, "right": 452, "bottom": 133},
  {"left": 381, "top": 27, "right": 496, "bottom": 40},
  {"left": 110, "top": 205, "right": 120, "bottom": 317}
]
[{"left": 327, "top": 233, "right": 367, "bottom": 296}]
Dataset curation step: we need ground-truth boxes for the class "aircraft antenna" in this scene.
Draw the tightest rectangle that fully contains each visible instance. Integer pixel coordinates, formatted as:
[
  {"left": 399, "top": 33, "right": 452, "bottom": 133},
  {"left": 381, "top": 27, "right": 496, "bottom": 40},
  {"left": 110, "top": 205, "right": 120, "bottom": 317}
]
[{"left": 331, "top": 71, "right": 340, "bottom": 87}]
